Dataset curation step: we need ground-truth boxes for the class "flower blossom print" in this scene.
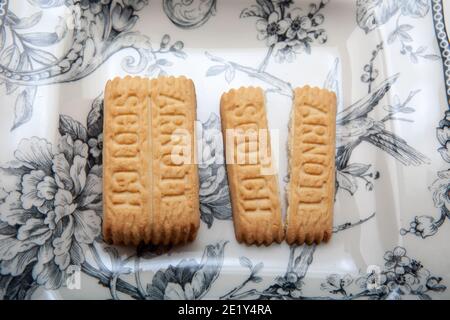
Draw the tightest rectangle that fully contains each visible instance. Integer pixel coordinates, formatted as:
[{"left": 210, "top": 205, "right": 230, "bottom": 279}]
[
  {"left": 320, "top": 274, "right": 353, "bottom": 297},
  {"left": 401, "top": 170, "right": 450, "bottom": 238},
  {"left": 0, "top": 96, "right": 104, "bottom": 299},
  {"left": 241, "top": 0, "right": 329, "bottom": 71},
  {"left": 319, "top": 247, "right": 446, "bottom": 300},
  {"left": 402, "top": 111, "right": 450, "bottom": 239},
  {"left": 220, "top": 244, "right": 446, "bottom": 300},
  {"left": 430, "top": 170, "right": 450, "bottom": 214},
  {"left": 272, "top": 272, "right": 304, "bottom": 298},
  {"left": 0, "top": 135, "right": 102, "bottom": 291},
  {"left": 198, "top": 113, "right": 232, "bottom": 228},
  {"left": 145, "top": 242, "right": 226, "bottom": 300},
  {"left": 0, "top": 0, "right": 448, "bottom": 301},
  {"left": 0, "top": 94, "right": 231, "bottom": 300},
  {"left": 348, "top": 247, "right": 446, "bottom": 300},
  {"left": 0, "top": 0, "right": 151, "bottom": 130},
  {"left": 255, "top": 12, "right": 290, "bottom": 46}
]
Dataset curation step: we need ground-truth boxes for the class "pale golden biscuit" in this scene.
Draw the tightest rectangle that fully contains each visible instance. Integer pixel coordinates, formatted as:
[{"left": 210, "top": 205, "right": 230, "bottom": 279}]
[
  {"left": 286, "top": 86, "right": 336, "bottom": 245},
  {"left": 103, "top": 76, "right": 199, "bottom": 246},
  {"left": 220, "top": 87, "right": 284, "bottom": 245}
]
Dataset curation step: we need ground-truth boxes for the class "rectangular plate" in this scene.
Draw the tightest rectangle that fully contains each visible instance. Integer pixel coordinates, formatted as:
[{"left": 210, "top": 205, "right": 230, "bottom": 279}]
[{"left": 0, "top": 0, "right": 449, "bottom": 300}]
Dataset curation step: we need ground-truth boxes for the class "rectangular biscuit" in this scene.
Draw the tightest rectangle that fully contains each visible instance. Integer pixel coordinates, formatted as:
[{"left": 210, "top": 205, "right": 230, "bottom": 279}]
[
  {"left": 220, "top": 87, "right": 284, "bottom": 245},
  {"left": 286, "top": 86, "right": 336, "bottom": 245},
  {"left": 103, "top": 76, "right": 199, "bottom": 246}
]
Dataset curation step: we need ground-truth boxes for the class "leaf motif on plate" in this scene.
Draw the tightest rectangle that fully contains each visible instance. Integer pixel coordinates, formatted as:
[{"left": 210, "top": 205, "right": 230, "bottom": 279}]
[
  {"left": 27, "top": 48, "right": 58, "bottom": 66},
  {"left": 356, "top": 0, "right": 401, "bottom": 33},
  {"left": 423, "top": 54, "right": 440, "bottom": 61},
  {"left": 59, "top": 115, "right": 88, "bottom": 142},
  {"left": 357, "top": 0, "right": 430, "bottom": 33},
  {"left": 239, "top": 256, "right": 253, "bottom": 270},
  {"left": 225, "top": 67, "right": 235, "bottom": 83},
  {"left": 0, "top": 44, "right": 21, "bottom": 69},
  {"left": 19, "top": 32, "right": 59, "bottom": 47},
  {"left": 0, "top": 27, "right": 6, "bottom": 52},
  {"left": 27, "top": 0, "right": 66, "bottom": 8},
  {"left": 86, "top": 95, "right": 103, "bottom": 138},
  {"left": 256, "top": 0, "right": 274, "bottom": 16},
  {"left": 240, "top": 5, "right": 265, "bottom": 18},
  {"left": 156, "top": 58, "right": 172, "bottom": 66},
  {"left": 11, "top": 11, "right": 42, "bottom": 29},
  {"left": 146, "top": 241, "right": 227, "bottom": 300},
  {"left": 206, "top": 65, "right": 227, "bottom": 77},
  {"left": 336, "top": 170, "right": 358, "bottom": 195},
  {"left": 341, "top": 163, "right": 371, "bottom": 176},
  {"left": 401, "top": 0, "right": 429, "bottom": 18},
  {"left": 188, "top": 241, "right": 227, "bottom": 299},
  {"left": 11, "top": 86, "right": 37, "bottom": 131}
]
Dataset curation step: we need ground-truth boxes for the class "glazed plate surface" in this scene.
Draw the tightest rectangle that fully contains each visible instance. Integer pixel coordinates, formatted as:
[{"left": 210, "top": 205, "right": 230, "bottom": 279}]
[{"left": 0, "top": 0, "right": 449, "bottom": 300}]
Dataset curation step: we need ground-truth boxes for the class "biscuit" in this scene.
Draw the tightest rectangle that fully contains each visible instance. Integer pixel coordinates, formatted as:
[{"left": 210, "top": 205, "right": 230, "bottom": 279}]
[
  {"left": 285, "top": 86, "right": 336, "bottom": 245},
  {"left": 102, "top": 76, "right": 199, "bottom": 246},
  {"left": 220, "top": 87, "right": 284, "bottom": 245}
]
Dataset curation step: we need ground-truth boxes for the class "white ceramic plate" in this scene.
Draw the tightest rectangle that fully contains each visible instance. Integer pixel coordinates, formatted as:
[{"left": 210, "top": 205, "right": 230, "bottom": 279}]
[{"left": 0, "top": 0, "right": 449, "bottom": 300}]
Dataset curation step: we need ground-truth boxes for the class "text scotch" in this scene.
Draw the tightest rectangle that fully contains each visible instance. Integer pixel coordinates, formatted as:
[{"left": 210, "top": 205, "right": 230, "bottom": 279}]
[
  {"left": 220, "top": 87, "right": 284, "bottom": 245},
  {"left": 103, "top": 76, "right": 199, "bottom": 245}
]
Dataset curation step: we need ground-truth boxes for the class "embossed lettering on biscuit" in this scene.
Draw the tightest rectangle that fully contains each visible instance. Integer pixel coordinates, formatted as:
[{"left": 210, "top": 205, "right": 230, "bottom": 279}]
[
  {"left": 286, "top": 86, "right": 336, "bottom": 245},
  {"left": 220, "top": 87, "right": 284, "bottom": 245},
  {"left": 102, "top": 76, "right": 199, "bottom": 246}
]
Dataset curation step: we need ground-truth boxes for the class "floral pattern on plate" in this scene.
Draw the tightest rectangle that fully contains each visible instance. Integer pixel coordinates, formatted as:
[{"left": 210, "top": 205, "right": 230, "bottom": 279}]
[{"left": 0, "top": 0, "right": 449, "bottom": 300}]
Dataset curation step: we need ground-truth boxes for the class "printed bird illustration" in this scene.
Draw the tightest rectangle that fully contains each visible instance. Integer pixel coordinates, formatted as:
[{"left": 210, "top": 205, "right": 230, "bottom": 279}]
[{"left": 334, "top": 73, "right": 429, "bottom": 170}]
